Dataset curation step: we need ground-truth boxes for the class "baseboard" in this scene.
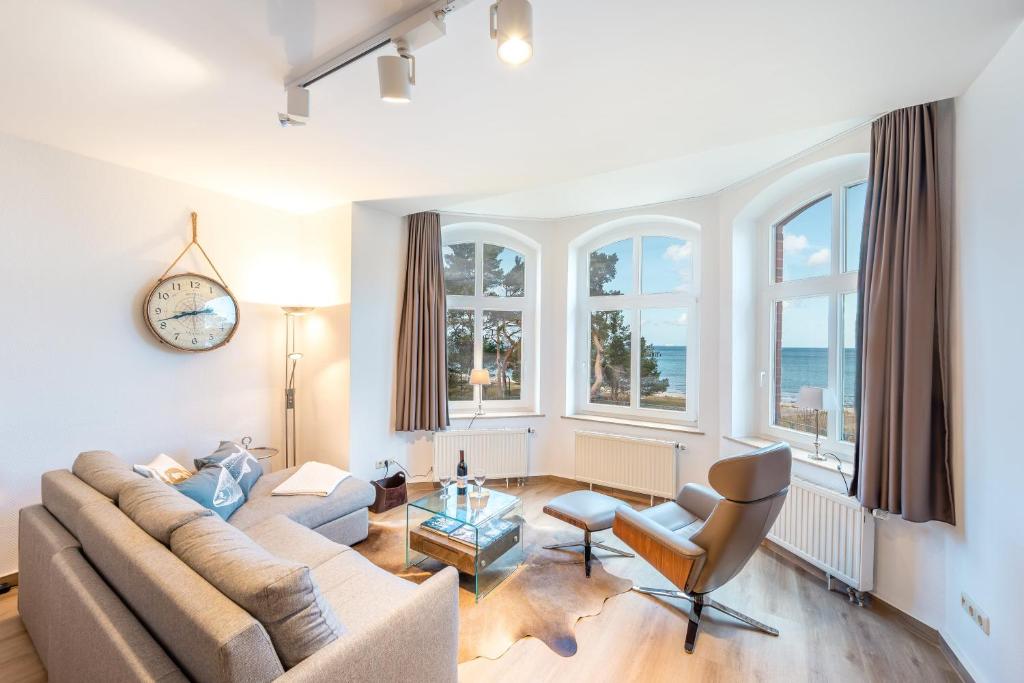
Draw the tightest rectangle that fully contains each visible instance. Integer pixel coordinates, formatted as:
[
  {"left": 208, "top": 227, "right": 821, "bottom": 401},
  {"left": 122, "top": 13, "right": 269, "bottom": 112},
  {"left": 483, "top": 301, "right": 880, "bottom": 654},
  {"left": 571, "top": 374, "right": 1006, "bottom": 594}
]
[
  {"left": 760, "top": 541, "right": 974, "bottom": 682},
  {"left": 1, "top": 572, "right": 17, "bottom": 587}
]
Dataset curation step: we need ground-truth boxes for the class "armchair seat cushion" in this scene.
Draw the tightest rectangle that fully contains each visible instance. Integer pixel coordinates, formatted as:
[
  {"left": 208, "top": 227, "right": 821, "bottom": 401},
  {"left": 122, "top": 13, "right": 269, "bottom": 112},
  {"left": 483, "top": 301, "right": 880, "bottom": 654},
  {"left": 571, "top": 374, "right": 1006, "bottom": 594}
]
[
  {"left": 641, "top": 501, "right": 702, "bottom": 534},
  {"left": 543, "top": 490, "right": 627, "bottom": 532}
]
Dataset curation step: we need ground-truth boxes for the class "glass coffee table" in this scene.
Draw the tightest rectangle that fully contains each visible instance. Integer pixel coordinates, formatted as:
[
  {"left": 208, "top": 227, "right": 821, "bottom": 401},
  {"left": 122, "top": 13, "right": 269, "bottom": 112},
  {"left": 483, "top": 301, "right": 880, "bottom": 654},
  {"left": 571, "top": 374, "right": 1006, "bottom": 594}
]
[{"left": 406, "top": 485, "right": 524, "bottom": 601}]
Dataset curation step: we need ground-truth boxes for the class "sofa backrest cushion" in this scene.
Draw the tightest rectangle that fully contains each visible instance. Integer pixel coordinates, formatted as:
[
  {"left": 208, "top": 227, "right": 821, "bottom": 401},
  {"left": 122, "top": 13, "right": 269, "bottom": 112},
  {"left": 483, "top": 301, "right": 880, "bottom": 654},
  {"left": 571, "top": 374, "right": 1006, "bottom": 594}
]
[
  {"left": 119, "top": 476, "right": 213, "bottom": 546},
  {"left": 72, "top": 451, "right": 140, "bottom": 502},
  {"left": 41, "top": 469, "right": 111, "bottom": 537},
  {"left": 170, "top": 515, "right": 345, "bottom": 669},
  {"left": 76, "top": 501, "right": 284, "bottom": 683}
]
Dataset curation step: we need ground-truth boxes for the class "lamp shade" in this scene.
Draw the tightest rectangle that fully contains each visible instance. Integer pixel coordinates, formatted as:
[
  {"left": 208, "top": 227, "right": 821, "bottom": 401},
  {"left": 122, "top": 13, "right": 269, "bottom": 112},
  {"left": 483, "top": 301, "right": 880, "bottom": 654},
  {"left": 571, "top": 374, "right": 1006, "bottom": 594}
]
[
  {"left": 377, "top": 54, "right": 414, "bottom": 103},
  {"left": 469, "top": 369, "right": 492, "bottom": 386},
  {"left": 490, "top": 0, "right": 533, "bottom": 65},
  {"left": 795, "top": 386, "right": 834, "bottom": 411}
]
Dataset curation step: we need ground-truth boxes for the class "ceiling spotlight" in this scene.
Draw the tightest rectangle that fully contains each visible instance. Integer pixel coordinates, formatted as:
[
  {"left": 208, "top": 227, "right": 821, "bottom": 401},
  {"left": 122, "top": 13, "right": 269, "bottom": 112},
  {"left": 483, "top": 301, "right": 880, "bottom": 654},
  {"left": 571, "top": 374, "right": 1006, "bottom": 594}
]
[
  {"left": 378, "top": 42, "right": 415, "bottom": 103},
  {"left": 490, "top": 0, "right": 533, "bottom": 65}
]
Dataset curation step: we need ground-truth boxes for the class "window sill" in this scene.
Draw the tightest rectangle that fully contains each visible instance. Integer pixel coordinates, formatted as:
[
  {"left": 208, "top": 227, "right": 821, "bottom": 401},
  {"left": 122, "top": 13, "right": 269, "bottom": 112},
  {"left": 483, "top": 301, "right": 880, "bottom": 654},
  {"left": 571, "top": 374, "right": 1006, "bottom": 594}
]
[
  {"left": 450, "top": 412, "right": 545, "bottom": 420},
  {"left": 724, "top": 435, "right": 853, "bottom": 476},
  {"left": 562, "top": 414, "right": 704, "bottom": 435}
]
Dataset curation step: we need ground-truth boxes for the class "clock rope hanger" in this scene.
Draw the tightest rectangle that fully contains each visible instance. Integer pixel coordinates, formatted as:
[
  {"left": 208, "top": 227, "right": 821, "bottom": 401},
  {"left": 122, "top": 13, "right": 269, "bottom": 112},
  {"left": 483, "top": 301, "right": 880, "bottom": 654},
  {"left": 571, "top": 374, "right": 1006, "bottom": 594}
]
[{"left": 143, "top": 212, "right": 240, "bottom": 352}]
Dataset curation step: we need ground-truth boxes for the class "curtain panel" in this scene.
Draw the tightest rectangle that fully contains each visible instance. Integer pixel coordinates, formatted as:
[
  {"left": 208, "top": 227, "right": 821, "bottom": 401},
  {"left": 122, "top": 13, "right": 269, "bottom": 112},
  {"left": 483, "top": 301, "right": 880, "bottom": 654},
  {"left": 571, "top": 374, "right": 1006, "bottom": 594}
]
[
  {"left": 852, "top": 102, "right": 954, "bottom": 524},
  {"left": 395, "top": 211, "right": 450, "bottom": 432}
]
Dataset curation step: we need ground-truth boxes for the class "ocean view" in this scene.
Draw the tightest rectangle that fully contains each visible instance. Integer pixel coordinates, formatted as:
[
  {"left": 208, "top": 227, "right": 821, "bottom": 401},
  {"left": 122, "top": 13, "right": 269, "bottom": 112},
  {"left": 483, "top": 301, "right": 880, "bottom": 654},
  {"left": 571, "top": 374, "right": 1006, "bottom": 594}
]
[{"left": 651, "top": 346, "right": 855, "bottom": 404}]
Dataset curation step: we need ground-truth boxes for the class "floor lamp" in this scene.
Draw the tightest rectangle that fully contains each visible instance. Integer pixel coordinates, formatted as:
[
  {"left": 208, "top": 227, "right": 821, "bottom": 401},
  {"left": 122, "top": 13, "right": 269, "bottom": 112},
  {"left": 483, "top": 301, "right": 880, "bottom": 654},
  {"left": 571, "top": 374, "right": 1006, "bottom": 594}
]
[{"left": 283, "top": 306, "right": 315, "bottom": 469}]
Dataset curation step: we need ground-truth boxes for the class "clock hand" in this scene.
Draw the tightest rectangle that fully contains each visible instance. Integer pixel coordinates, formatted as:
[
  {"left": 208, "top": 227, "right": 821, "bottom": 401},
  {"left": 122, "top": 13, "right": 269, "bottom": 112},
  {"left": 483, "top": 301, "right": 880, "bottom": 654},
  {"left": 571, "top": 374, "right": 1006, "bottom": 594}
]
[{"left": 159, "top": 307, "right": 214, "bottom": 322}]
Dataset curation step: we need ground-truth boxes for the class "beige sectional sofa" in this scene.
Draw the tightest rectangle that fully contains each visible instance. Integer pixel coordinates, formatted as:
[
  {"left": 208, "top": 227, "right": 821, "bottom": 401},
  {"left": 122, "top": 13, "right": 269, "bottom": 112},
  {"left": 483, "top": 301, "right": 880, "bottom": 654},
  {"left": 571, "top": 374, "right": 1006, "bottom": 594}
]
[{"left": 19, "top": 451, "right": 459, "bottom": 682}]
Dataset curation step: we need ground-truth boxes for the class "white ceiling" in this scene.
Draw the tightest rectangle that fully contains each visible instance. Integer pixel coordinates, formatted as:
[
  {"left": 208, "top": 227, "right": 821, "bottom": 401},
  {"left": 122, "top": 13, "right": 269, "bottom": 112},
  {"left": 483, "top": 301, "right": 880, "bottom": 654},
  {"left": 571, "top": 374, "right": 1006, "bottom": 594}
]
[{"left": 1, "top": 0, "right": 1021, "bottom": 217}]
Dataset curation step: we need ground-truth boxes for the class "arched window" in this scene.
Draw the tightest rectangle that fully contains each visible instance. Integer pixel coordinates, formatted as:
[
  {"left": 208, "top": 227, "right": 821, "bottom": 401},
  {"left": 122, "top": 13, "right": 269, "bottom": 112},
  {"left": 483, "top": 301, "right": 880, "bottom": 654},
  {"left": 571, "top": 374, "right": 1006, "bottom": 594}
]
[
  {"left": 442, "top": 224, "right": 538, "bottom": 414},
  {"left": 759, "top": 178, "right": 866, "bottom": 458},
  {"left": 573, "top": 220, "right": 700, "bottom": 424}
]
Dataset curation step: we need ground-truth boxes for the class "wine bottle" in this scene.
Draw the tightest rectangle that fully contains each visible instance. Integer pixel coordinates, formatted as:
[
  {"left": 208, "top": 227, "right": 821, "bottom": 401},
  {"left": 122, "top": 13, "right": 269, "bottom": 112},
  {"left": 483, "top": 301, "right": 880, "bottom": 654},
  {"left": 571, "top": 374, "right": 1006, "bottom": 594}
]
[{"left": 456, "top": 450, "right": 468, "bottom": 494}]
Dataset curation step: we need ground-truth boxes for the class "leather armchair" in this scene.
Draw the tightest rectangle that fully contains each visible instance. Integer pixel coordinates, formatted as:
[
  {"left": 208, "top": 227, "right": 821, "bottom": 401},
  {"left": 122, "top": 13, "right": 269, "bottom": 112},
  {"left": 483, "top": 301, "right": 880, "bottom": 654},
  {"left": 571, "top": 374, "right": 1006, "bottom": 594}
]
[{"left": 613, "top": 442, "right": 792, "bottom": 653}]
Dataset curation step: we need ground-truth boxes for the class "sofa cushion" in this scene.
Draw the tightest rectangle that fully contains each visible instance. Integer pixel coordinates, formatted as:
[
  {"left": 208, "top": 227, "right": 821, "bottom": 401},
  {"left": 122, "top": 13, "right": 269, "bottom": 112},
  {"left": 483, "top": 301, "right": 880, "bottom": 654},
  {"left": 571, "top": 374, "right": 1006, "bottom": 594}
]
[
  {"left": 133, "top": 453, "right": 194, "bottom": 485},
  {"left": 313, "top": 550, "right": 417, "bottom": 634},
  {"left": 175, "top": 465, "right": 245, "bottom": 520},
  {"left": 119, "top": 476, "right": 213, "bottom": 545},
  {"left": 72, "top": 451, "right": 140, "bottom": 502},
  {"left": 228, "top": 468, "right": 375, "bottom": 531},
  {"left": 171, "top": 515, "right": 344, "bottom": 669},
  {"left": 41, "top": 469, "right": 112, "bottom": 537},
  {"left": 76, "top": 501, "right": 283, "bottom": 683},
  {"left": 245, "top": 515, "right": 350, "bottom": 569},
  {"left": 195, "top": 441, "right": 262, "bottom": 498}
]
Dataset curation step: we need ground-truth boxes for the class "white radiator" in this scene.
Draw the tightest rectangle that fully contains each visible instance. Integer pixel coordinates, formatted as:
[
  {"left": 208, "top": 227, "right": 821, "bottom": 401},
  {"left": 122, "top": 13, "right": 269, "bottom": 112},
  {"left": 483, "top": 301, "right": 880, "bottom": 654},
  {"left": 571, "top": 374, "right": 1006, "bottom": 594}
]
[
  {"left": 768, "top": 477, "right": 875, "bottom": 593},
  {"left": 433, "top": 429, "right": 530, "bottom": 481},
  {"left": 573, "top": 431, "right": 678, "bottom": 500}
]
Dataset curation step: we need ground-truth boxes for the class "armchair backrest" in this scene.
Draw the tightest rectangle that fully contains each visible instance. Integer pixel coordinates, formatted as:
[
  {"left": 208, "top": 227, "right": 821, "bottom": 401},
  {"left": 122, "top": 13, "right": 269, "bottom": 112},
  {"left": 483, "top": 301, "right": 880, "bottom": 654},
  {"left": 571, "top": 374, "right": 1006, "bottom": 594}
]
[{"left": 686, "top": 443, "right": 791, "bottom": 594}]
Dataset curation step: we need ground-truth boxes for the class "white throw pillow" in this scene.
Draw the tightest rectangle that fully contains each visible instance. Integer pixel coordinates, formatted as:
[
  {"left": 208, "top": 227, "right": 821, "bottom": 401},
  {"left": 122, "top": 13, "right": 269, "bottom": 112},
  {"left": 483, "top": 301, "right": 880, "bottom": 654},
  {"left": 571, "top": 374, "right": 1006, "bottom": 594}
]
[{"left": 133, "top": 453, "right": 193, "bottom": 485}]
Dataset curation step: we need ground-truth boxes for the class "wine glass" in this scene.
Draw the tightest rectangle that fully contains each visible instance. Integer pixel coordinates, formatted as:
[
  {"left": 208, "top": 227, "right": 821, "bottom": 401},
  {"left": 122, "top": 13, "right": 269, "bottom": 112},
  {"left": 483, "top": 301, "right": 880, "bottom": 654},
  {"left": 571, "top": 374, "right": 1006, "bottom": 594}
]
[
  {"left": 472, "top": 466, "right": 486, "bottom": 496},
  {"left": 439, "top": 470, "right": 453, "bottom": 499}
]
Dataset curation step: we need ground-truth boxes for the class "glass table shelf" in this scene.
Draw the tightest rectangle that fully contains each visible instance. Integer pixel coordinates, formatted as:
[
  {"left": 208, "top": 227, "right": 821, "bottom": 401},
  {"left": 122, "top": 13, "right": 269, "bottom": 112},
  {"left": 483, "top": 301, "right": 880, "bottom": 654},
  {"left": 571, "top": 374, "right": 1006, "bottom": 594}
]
[{"left": 406, "top": 485, "right": 524, "bottom": 601}]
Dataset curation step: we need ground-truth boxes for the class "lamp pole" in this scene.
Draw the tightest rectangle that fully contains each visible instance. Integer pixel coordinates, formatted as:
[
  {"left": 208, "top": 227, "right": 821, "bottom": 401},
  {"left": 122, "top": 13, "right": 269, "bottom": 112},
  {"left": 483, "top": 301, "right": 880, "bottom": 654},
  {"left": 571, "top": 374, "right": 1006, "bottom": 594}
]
[{"left": 282, "top": 307, "right": 315, "bottom": 469}]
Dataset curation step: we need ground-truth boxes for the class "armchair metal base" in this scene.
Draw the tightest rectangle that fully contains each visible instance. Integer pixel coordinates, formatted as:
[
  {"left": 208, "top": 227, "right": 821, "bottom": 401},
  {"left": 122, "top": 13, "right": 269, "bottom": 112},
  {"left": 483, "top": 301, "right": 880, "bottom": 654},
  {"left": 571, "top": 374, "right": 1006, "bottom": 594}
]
[
  {"left": 544, "top": 530, "right": 635, "bottom": 577},
  {"left": 631, "top": 586, "right": 779, "bottom": 653}
]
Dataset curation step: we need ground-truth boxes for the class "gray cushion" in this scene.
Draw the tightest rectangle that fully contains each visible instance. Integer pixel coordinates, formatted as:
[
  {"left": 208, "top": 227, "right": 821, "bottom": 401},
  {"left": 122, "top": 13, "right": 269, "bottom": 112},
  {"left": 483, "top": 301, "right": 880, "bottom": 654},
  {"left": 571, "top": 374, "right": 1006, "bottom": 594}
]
[
  {"left": 72, "top": 451, "right": 140, "bottom": 502},
  {"left": 642, "top": 500, "right": 702, "bottom": 533},
  {"left": 175, "top": 465, "right": 245, "bottom": 520},
  {"left": 76, "top": 501, "right": 283, "bottom": 683},
  {"left": 245, "top": 515, "right": 350, "bottom": 570},
  {"left": 543, "top": 490, "right": 627, "bottom": 532},
  {"left": 171, "top": 515, "right": 344, "bottom": 669},
  {"left": 41, "top": 469, "right": 112, "bottom": 537},
  {"left": 227, "top": 468, "right": 375, "bottom": 531},
  {"left": 314, "top": 549, "right": 418, "bottom": 634},
  {"left": 119, "top": 476, "right": 213, "bottom": 545}
]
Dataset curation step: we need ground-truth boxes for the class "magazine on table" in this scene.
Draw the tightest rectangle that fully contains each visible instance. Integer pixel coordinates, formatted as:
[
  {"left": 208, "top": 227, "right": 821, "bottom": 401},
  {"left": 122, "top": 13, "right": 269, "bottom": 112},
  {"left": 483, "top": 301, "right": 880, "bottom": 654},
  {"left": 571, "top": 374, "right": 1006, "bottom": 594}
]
[
  {"left": 448, "top": 518, "right": 518, "bottom": 549},
  {"left": 420, "top": 514, "right": 463, "bottom": 536}
]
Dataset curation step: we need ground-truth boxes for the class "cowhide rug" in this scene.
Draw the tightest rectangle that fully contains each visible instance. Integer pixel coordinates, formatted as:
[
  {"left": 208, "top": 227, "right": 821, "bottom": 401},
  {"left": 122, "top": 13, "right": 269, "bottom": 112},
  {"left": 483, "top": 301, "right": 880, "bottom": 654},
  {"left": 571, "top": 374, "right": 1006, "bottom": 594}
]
[{"left": 354, "top": 514, "right": 633, "bottom": 661}]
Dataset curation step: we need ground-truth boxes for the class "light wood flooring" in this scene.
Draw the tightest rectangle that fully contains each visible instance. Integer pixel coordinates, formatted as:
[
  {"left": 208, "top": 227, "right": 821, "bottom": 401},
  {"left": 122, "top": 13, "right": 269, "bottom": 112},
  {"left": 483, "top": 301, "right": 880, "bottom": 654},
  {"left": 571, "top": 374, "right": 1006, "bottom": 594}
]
[{"left": 0, "top": 478, "right": 963, "bottom": 682}]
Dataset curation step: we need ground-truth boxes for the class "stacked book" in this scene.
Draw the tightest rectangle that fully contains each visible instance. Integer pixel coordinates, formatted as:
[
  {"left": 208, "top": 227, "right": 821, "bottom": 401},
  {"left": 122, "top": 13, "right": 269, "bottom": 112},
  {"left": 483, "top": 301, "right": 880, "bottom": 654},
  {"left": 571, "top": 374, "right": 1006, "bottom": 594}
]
[{"left": 420, "top": 515, "right": 517, "bottom": 550}]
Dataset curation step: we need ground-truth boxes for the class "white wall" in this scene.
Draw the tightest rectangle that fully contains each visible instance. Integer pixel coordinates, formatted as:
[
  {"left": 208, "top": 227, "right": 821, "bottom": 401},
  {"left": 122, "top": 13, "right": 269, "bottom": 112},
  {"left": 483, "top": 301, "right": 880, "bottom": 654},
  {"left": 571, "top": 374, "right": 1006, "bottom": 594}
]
[
  {"left": 0, "top": 133, "right": 347, "bottom": 575},
  {"left": 944, "top": 22, "right": 1024, "bottom": 683}
]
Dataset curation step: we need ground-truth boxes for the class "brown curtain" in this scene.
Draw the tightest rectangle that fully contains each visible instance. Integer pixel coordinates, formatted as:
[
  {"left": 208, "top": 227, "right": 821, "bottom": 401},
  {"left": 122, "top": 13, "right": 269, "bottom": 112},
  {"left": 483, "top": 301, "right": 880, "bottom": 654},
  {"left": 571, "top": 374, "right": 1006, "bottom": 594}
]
[
  {"left": 852, "top": 103, "right": 954, "bottom": 524},
  {"left": 395, "top": 211, "right": 450, "bottom": 432}
]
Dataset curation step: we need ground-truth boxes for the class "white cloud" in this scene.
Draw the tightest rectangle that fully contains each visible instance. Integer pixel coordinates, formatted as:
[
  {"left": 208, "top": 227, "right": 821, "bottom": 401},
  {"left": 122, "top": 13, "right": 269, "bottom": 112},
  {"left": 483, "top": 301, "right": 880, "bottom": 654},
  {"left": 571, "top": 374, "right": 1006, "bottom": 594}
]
[
  {"left": 676, "top": 312, "right": 688, "bottom": 325},
  {"left": 663, "top": 242, "right": 693, "bottom": 261},
  {"left": 783, "top": 234, "right": 808, "bottom": 253},
  {"left": 807, "top": 248, "right": 831, "bottom": 266}
]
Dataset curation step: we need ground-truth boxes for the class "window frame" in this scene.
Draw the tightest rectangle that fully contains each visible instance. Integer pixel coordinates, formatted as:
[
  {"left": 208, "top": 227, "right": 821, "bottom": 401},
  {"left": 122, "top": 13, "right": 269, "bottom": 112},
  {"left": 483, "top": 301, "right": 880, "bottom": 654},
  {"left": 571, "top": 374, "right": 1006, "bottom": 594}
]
[
  {"left": 442, "top": 224, "right": 538, "bottom": 415},
  {"left": 757, "top": 176, "right": 866, "bottom": 461},
  {"left": 574, "top": 221, "right": 701, "bottom": 426}
]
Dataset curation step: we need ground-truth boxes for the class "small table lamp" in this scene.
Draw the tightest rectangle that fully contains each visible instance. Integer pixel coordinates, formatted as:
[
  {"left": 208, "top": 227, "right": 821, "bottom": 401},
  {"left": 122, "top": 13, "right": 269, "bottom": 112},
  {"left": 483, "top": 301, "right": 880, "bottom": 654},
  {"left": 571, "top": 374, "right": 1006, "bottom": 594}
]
[
  {"left": 469, "top": 368, "right": 491, "bottom": 416},
  {"left": 796, "top": 386, "right": 834, "bottom": 461}
]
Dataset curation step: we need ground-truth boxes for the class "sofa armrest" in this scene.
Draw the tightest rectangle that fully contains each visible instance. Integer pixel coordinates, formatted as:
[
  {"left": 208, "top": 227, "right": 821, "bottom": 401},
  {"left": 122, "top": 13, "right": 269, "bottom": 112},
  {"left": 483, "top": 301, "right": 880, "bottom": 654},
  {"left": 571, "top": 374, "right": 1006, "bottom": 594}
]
[
  {"left": 675, "top": 483, "right": 722, "bottom": 521},
  {"left": 278, "top": 566, "right": 459, "bottom": 683},
  {"left": 613, "top": 507, "right": 706, "bottom": 591}
]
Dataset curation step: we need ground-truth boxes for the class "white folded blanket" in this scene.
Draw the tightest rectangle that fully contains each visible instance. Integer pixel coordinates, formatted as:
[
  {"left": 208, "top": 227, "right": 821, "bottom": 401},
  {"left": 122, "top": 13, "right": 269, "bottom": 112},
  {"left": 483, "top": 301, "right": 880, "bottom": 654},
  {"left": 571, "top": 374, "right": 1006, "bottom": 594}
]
[{"left": 271, "top": 461, "right": 351, "bottom": 497}]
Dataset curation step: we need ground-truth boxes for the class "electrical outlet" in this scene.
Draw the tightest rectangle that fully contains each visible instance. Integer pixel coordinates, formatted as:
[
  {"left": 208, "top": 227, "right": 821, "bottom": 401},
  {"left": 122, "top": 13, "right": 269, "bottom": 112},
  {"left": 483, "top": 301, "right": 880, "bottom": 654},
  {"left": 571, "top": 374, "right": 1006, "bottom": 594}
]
[
  {"left": 960, "top": 592, "right": 990, "bottom": 635},
  {"left": 374, "top": 460, "right": 387, "bottom": 470}
]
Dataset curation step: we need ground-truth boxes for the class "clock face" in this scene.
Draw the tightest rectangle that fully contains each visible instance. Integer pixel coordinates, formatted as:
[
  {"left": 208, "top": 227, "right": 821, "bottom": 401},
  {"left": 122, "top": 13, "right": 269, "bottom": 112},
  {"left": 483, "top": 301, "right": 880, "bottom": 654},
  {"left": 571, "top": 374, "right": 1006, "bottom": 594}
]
[{"left": 144, "top": 273, "right": 239, "bottom": 352}]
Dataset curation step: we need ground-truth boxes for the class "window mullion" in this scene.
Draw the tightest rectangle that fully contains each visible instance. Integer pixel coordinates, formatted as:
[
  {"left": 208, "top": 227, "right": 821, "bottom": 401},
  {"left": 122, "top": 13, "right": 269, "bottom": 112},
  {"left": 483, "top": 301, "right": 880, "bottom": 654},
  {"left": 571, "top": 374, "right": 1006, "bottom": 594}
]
[{"left": 631, "top": 307, "right": 640, "bottom": 409}]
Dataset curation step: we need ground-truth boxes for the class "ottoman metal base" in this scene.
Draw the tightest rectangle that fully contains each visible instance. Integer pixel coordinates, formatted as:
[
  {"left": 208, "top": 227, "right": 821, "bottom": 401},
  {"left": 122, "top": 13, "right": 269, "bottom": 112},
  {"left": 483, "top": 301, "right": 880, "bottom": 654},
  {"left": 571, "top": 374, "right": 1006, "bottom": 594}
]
[{"left": 544, "top": 530, "right": 634, "bottom": 577}]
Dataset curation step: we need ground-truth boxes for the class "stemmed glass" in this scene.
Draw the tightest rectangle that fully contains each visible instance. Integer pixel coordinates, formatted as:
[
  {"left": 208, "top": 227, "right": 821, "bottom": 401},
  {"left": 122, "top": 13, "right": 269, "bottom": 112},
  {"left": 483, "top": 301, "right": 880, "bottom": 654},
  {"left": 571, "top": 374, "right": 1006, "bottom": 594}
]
[
  {"left": 439, "top": 470, "right": 453, "bottom": 499},
  {"left": 472, "top": 466, "right": 486, "bottom": 497}
]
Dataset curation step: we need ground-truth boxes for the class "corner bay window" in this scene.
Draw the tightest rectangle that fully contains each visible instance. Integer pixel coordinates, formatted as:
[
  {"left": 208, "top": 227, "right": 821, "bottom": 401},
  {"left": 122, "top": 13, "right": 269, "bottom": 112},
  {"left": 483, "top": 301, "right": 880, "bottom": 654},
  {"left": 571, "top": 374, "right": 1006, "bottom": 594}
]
[
  {"left": 443, "top": 228, "right": 536, "bottom": 413},
  {"left": 576, "top": 224, "right": 700, "bottom": 424},
  {"left": 762, "top": 180, "right": 866, "bottom": 458}
]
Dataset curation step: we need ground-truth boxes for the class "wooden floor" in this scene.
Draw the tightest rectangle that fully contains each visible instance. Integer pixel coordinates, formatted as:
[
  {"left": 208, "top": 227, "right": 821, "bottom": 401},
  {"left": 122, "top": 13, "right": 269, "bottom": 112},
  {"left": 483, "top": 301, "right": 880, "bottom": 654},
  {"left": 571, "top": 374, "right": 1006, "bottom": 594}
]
[{"left": 1, "top": 478, "right": 963, "bottom": 683}]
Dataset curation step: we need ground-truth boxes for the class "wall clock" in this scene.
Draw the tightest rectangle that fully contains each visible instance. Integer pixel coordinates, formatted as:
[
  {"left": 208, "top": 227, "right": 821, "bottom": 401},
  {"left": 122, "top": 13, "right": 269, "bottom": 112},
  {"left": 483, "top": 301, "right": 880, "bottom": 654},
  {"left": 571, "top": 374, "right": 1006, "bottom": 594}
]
[{"left": 143, "top": 213, "right": 239, "bottom": 352}]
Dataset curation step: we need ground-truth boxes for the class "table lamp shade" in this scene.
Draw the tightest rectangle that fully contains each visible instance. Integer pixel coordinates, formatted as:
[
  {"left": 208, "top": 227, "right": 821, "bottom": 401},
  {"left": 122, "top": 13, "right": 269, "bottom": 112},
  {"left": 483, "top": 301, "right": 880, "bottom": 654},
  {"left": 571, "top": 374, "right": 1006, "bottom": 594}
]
[
  {"left": 470, "top": 369, "right": 492, "bottom": 386},
  {"left": 796, "top": 386, "right": 834, "bottom": 411}
]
